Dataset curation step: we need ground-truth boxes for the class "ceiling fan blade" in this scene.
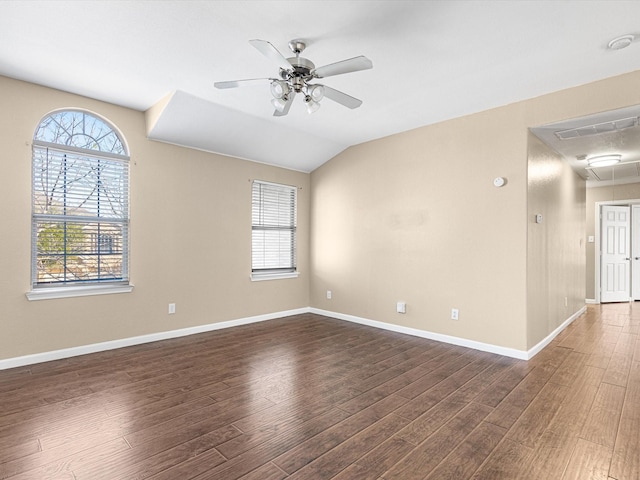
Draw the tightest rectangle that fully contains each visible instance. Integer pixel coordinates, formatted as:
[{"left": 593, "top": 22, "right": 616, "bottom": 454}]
[
  {"left": 249, "top": 39, "right": 292, "bottom": 71},
  {"left": 214, "top": 78, "right": 271, "bottom": 89},
  {"left": 322, "top": 86, "right": 363, "bottom": 109},
  {"left": 312, "top": 56, "right": 373, "bottom": 79},
  {"left": 274, "top": 92, "right": 296, "bottom": 117}
]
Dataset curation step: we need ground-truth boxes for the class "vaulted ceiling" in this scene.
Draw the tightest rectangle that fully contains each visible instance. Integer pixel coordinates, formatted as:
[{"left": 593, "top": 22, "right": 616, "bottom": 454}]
[{"left": 2, "top": 1, "right": 640, "bottom": 173}]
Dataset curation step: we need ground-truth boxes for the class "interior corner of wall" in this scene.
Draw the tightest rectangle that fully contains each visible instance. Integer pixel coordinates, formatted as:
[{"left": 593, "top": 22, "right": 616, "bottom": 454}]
[{"left": 144, "top": 91, "right": 176, "bottom": 137}]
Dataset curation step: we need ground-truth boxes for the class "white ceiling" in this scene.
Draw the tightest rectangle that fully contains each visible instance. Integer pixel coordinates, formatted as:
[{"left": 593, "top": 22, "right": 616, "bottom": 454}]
[{"left": 2, "top": 1, "right": 640, "bottom": 173}]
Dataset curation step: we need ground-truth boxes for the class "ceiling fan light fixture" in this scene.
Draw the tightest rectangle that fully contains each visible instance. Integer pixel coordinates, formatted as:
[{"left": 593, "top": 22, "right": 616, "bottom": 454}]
[
  {"left": 587, "top": 154, "right": 622, "bottom": 168},
  {"left": 305, "top": 95, "right": 321, "bottom": 114},
  {"left": 270, "top": 80, "right": 289, "bottom": 99},
  {"left": 271, "top": 96, "right": 289, "bottom": 112},
  {"left": 308, "top": 84, "right": 324, "bottom": 102}
]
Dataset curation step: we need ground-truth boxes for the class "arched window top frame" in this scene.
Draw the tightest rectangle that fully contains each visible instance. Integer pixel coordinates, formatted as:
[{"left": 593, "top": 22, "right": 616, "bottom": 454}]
[{"left": 34, "top": 109, "right": 129, "bottom": 158}]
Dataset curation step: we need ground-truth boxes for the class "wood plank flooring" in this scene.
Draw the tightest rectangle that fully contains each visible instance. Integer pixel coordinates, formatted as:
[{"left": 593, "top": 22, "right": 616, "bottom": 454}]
[{"left": 0, "top": 303, "right": 638, "bottom": 479}]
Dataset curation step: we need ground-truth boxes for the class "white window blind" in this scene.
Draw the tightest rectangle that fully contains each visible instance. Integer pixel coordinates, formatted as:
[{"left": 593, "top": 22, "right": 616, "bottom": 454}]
[
  {"left": 31, "top": 110, "right": 129, "bottom": 287},
  {"left": 251, "top": 181, "right": 297, "bottom": 275}
]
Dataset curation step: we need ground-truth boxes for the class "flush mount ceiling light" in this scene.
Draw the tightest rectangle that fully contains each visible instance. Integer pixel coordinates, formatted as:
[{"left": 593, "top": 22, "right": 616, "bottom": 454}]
[
  {"left": 587, "top": 154, "right": 622, "bottom": 167},
  {"left": 608, "top": 34, "right": 635, "bottom": 50},
  {"left": 215, "top": 39, "right": 372, "bottom": 116}
]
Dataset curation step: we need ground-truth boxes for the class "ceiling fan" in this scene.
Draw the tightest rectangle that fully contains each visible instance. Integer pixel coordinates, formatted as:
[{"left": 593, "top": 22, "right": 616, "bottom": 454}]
[{"left": 214, "top": 39, "right": 373, "bottom": 116}]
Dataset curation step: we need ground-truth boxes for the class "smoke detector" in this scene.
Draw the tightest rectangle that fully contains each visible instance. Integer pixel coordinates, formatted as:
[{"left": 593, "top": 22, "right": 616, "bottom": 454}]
[{"left": 608, "top": 35, "right": 635, "bottom": 50}]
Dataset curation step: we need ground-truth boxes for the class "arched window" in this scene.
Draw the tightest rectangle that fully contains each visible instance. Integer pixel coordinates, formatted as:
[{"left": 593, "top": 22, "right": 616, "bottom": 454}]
[{"left": 30, "top": 110, "right": 130, "bottom": 293}]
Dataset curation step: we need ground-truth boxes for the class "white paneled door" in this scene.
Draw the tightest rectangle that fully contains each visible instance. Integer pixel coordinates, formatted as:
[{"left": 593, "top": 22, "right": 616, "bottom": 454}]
[
  {"left": 633, "top": 205, "right": 640, "bottom": 300},
  {"left": 601, "top": 205, "right": 631, "bottom": 303}
]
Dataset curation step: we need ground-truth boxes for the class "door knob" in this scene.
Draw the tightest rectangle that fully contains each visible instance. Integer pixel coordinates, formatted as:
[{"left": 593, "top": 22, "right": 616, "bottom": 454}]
[
  {"left": 635, "top": 257, "right": 640, "bottom": 260},
  {"left": 626, "top": 258, "right": 631, "bottom": 261}
]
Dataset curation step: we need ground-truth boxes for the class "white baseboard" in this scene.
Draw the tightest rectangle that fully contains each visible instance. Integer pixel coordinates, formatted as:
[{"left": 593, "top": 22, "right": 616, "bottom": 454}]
[
  {"left": 309, "top": 308, "right": 530, "bottom": 360},
  {"left": 585, "top": 299, "right": 598, "bottom": 304},
  {"left": 525, "top": 306, "right": 587, "bottom": 359},
  {"left": 0, "top": 308, "right": 309, "bottom": 371},
  {"left": 0, "top": 305, "right": 589, "bottom": 370},
  {"left": 311, "top": 306, "right": 587, "bottom": 361}
]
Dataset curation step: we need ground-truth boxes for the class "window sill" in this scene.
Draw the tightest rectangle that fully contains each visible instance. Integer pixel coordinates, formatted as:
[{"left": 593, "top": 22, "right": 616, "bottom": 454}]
[
  {"left": 251, "top": 272, "right": 299, "bottom": 282},
  {"left": 26, "top": 284, "right": 134, "bottom": 301}
]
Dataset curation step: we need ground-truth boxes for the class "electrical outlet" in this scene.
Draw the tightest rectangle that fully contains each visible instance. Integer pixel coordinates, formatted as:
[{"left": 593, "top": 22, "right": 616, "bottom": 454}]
[
  {"left": 168, "top": 303, "right": 176, "bottom": 314},
  {"left": 396, "top": 302, "right": 406, "bottom": 314},
  {"left": 451, "top": 308, "right": 459, "bottom": 320},
  {"left": 326, "top": 290, "right": 332, "bottom": 299}
]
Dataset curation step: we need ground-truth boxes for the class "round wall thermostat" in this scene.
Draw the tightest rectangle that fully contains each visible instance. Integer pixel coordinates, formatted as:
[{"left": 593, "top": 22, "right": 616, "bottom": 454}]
[{"left": 493, "top": 177, "right": 506, "bottom": 187}]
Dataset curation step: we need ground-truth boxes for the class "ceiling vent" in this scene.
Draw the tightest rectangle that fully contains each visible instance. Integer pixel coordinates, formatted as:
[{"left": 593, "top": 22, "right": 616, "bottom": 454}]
[{"left": 554, "top": 116, "right": 638, "bottom": 140}]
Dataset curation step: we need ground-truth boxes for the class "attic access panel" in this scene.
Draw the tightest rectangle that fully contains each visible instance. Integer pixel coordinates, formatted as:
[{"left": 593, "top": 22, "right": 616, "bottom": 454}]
[{"left": 586, "top": 161, "right": 640, "bottom": 182}]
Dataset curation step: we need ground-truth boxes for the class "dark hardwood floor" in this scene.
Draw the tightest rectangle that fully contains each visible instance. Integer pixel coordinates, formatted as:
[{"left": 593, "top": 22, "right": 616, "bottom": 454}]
[{"left": 0, "top": 304, "right": 638, "bottom": 479}]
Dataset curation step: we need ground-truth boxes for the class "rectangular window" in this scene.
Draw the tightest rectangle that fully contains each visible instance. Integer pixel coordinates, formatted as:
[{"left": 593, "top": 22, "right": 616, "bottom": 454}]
[
  {"left": 251, "top": 180, "right": 297, "bottom": 279},
  {"left": 31, "top": 146, "right": 129, "bottom": 287}
]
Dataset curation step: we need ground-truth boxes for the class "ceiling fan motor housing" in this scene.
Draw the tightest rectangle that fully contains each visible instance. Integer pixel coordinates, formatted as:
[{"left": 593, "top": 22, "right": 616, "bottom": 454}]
[
  {"left": 286, "top": 56, "right": 315, "bottom": 77},
  {"left": 282, "top": 55, "right": 316, "bottom": 92}
]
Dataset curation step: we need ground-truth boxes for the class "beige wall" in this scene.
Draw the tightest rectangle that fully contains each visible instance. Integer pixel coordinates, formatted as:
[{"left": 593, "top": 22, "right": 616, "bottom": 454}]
[
  {"left": 310, "top": 106, "right": 530, "bottom": 350},
  {"left": 311, "top": 70, "right": 640, "bottom": 352},
  {"left": 585, "top": 183, "right": 640, "bottom": 300},
  {"left": 0, "top": 76, "right": 310, "bottom": 361},
  {"left": 527, "top": 134, "right": 585, "bottom": 348},
  {"left": 3, "top": 69, "right": 640, "bottom": 362}
]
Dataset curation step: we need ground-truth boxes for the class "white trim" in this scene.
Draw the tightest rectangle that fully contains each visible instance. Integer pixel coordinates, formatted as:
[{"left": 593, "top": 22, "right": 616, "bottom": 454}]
[
  {"left": 309, "top": 308, "right": 530, "bottom": 360},
  {"left": 251, "top": 179, "right": 299, "bottom": 190},
  {"left": 311, "top": 306, "right": 586, "bottom": 360},
  {"left": 594, "top": 198, "right": 640, "bottom": 304},
  {"left": 585, "top": 298, "right": 598, "bottom": 304},
  {"left": 525, "top": 306, "right": 586, "bottom": 358},
  {"left": 0, "top": 308, "right": 308, "bottom": 370},
  {"left": 1, "top": 305, "right": 587, "bottom": 370},
  {"left": 251, "top": 272, "right": 300, "bottom": 282},
  {"left": 26, "top": 284, "right": 134, "bottom": 301}
]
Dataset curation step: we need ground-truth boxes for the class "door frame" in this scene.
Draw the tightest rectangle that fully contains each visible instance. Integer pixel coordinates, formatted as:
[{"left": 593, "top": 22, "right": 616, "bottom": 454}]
[{"left": 595, "top": 198, "right": 640, "bottom": 303}]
